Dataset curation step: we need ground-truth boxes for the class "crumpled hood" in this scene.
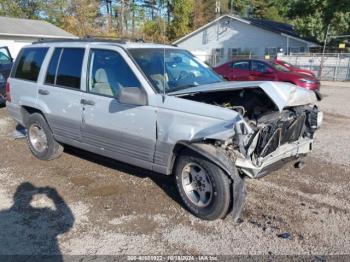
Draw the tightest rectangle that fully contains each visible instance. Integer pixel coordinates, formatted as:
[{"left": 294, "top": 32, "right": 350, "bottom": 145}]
[{"left": 169, "top": 81, "right": 317, "bottom": 112}]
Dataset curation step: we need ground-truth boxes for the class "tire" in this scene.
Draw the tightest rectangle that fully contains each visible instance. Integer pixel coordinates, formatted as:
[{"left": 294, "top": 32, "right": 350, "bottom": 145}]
[
  {"left": 26, "top": 113, "right": 63, "bottom": 160},
  {"left": 175, "top": 150, "right": 231, "bottom": 220}
]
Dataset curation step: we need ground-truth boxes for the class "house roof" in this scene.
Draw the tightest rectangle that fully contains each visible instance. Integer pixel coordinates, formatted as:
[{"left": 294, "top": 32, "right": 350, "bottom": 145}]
[
  {"left": 0, "top": 16, "right": 77, "bottom": 39},
  {"left": 173, "top": 15, "right": 319, "bottom": 46}
]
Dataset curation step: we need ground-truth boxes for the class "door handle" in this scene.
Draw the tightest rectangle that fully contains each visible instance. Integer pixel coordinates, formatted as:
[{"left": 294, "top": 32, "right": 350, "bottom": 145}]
[
  {"left": 38, "top": 89, "right": 49, "bottom": 95},
  {"left": 81, "top": 99, "right": 95, "bottom": 106}
]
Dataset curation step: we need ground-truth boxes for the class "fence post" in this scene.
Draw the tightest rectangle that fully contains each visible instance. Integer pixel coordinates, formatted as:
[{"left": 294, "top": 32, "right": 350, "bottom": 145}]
[
  {"left": 334, "top": 53, "right": 339, "bottom": 81},
  {"left": 347, "top": 55, "right": 350, "bottom": 81}
]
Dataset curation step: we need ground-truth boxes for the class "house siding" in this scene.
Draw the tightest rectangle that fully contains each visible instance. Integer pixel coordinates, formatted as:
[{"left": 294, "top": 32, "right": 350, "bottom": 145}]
[
  {"left": 0, "top": 36, "right": 38, "bottom": 58},
  {"left": 176, "top": 16, "right": 309, "bottom": 65}
]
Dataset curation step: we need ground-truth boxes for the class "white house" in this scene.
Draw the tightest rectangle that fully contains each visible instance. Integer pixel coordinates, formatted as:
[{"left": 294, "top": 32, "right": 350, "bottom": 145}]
[
  {"left": 0, "top": 16, "right": 77, "bottom": 58},
  {"left": 173, "top": 15, "right": 319, "bottom": 65}
]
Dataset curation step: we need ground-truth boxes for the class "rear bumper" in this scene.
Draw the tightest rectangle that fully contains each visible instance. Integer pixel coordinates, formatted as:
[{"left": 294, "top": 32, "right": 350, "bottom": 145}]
[
  {"left": 236, "top": 138, "right": 313, "bottom": 178},
  {"left": 6, "top": 101, "right": 24, "bottom": 125}
]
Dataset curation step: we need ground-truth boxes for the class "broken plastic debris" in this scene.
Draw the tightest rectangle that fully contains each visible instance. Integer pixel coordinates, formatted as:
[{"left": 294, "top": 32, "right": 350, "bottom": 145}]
[
  {"left": 12, "top": 125, "right": 26, "bottom": 139},
  {"left": 277, "top": 232, "right": 293, "bottom": 240}
]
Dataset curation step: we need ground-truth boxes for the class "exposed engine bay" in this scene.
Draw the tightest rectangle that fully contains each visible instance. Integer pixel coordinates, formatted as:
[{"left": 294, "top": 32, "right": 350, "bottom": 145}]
[{"left": 179, "top": 87, "right": 320, "bottom": 163}]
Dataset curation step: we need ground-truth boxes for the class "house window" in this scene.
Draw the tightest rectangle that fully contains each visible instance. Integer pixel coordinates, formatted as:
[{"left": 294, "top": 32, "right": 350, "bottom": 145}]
[
  {"left": 214, "top": 48, "right": 224, "bottom": 58},
  {"left": 289, "top": 47, "right": 301, "bottom": 54},
  {"left": 202, "top": 29, "right": 208, "bottom": 45},
  {"left": 229, "top": 48, "right": 242, "bottom": 57},
  {"left": 265, "top": 47, "right": 277, "bottom": 56}
]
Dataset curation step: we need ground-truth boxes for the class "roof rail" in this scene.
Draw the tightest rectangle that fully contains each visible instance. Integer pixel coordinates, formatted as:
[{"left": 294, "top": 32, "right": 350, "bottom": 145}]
[{"left": 32, "top": 36, "right": 145, "bottom": 45}]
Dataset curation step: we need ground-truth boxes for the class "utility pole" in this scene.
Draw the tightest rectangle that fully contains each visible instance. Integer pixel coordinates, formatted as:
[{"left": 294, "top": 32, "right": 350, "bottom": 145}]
[
  {"left": 319, "top": 24, "right": 331, "bottom": 79},
  {"left": 106, "top": 0, "right": 112, "bottom": 34},
  {"left": 131, "top": 0, "right": 135, "bottom": 37},
  {"left": 120, "top": 0, "right": 125, "bottom": 36},
  {"left": 215, "top": 0, "right": 221, "bottom": 18}
]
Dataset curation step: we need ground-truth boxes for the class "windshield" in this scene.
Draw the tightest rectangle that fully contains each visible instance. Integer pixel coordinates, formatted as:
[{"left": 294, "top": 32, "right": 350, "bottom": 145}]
[
  {"left": 278, "top": 60, "right": 294, "bottom": 68},
  {"left": 273, "top": 63, "right": 291, "bottom": 72},
  {"left": 128, "top": 48, "right": 223, "bottom": 93}
]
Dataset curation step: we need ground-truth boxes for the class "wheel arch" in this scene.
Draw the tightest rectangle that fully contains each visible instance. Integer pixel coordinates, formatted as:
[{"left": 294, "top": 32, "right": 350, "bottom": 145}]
[
  {"left": 169, "top": 141, "right": 247, "bottom": 221},
  {"left": 168, "top": 141, "right": 232, "bottom": 176},
  {"left": 21, "top": 105, "right": 50, "bottom": 127}
]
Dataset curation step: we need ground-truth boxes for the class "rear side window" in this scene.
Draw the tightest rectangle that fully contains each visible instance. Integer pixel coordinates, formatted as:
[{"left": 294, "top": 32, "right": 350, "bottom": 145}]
[
  {"left": 231, "top": 61, "right": 249, "bottom": 70},
  {"left": 13, "top": 48, "right": 48, "bottom": 81},
  {"left": 45, "top": 48, "right": 85, "bottom": 89}
]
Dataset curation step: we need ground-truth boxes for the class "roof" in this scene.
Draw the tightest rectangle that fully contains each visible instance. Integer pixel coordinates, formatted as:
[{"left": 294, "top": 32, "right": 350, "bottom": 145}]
[
  {"left": 173, "top": 15, "right": 319, "bottom": 46},
  {"left": 0, "top": 16, "right": 77, "bottom": 39},
  {"left": 246, "top": 18, "right": 317, "bottom": 43}
]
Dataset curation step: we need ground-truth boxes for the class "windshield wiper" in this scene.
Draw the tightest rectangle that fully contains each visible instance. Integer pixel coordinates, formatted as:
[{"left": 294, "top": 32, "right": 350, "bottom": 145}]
[{"left": 167, "top": 83, "right": 199, "bottom": 93}]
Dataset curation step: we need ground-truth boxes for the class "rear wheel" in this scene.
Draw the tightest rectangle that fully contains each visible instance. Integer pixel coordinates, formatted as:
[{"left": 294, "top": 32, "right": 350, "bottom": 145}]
[
  {"left": 175, "top": 150, "right": 231, "bottom": 220},
  {"left": 26, "top": 113, "right": 63, "bottom": 160}
]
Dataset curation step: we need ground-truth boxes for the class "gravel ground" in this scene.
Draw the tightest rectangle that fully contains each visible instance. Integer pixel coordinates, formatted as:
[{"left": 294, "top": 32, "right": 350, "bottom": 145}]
[{"left": 0, "top": 84, "right": 349, "bottom": 258}]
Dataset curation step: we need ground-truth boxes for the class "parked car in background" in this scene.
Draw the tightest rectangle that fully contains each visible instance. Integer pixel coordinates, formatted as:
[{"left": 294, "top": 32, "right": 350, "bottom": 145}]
[
  {"left": 0, "top": 46, "right": 13, "bottom": 104},
  {"left": 214, "top": 59, "right": 320, "bottom": 92},
  {"left": 274, "top": 59, "right": 316, "bottom": 78},
  {"left": 6, "top": 40, "right": 322, "bottom": 221}
]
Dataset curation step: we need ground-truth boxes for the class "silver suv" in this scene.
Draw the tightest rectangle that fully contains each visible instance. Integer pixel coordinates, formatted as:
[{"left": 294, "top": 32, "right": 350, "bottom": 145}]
[{"left": 6, "top": 40, "right": 322, "bottom": 221}]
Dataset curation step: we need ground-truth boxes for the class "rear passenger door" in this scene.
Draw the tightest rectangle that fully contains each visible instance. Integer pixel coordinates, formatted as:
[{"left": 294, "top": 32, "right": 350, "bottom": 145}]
[
  {"left": 38, "top": 47, "right": 85, "bottom": 142},
  {"left": 80, "top": 47, "right": 157, "bottom": 169},
  {"left": 228, "top": 60, "right": 250, "bottom": 81}
]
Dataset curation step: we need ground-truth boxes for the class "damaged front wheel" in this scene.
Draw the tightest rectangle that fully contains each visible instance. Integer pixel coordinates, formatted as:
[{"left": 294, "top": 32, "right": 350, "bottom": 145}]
[{"left": 175, "top": 150, "right": 231, "bottom": 220}]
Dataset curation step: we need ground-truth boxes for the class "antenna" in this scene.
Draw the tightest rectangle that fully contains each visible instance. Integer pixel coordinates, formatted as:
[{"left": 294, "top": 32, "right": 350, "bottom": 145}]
[
  {"left": 162, "top": 3, "right": 166, "bottom": 101},
  {"left": 215, "top": 0, "right": 221, "bottom": 18}
]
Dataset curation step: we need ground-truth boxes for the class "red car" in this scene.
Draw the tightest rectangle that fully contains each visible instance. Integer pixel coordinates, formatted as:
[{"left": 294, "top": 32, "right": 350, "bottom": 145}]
[
  {"left": 274, "top": 59, "right": 316, "bottom": 78},
  {"left": 214, "top": 59, "right": 320, "bottom": 91}
]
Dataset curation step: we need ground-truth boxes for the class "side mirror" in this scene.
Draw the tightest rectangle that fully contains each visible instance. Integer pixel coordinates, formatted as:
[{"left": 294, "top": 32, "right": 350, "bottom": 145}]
[{"left": 117, "top": 87, "right": 147, "bottom": 106}]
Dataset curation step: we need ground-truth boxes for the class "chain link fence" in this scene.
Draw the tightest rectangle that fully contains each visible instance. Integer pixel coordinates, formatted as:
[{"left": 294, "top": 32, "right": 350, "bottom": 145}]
[
  {"left": 279, "top": 53, "right": 350, "bottom": 81},
  {"left": 198, "top": 52, "right": 350, "bottom": 81}
]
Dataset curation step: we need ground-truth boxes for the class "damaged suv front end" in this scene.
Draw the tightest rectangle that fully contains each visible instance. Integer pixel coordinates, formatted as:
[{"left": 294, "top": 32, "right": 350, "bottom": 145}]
[
  {"left": 129, "top": 47, "right": 322, "bottom": 221},
  {"left": 170, "top": 81, "right": 322, "bottom": 179}
]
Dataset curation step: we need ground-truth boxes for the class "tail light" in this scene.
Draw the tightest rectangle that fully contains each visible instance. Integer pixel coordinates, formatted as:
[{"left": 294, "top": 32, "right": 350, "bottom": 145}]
[{"left": 5, "top": 82, "right": 11, "bottom": 102}]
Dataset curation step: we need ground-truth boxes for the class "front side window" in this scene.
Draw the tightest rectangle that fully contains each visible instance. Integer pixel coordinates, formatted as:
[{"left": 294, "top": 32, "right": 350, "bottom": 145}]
[
  {"left": 251, "top": 61, "right": 272, "bottom": 73},
  {"left": 129, "top": 48, "right": 222, "bottom": 93},
  {"left": 88, "top": 49, "right": 141, "bottom": 97},
  {"left": 13, "top": 48, "right": 48, "bottom": 81},
  {"left": 0, "top": 47, "right": 12, "bottom": 64}
]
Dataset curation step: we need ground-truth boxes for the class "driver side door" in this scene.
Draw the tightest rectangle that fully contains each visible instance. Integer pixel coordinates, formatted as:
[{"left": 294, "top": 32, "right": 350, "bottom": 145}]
[
  {"left": 250, "top": 60, "right": 276, "bottom": 81},
  {"left": 0, "top": 46, "right": 13, "bottom": 81},
  {"left": 81, "top": 47, "right": 157, "bottom": 169}
]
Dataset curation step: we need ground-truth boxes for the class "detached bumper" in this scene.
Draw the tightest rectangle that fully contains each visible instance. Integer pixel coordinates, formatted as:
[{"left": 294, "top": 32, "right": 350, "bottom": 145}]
[{"left": 236, "top": 138, "right": 313, "bottom": 178}]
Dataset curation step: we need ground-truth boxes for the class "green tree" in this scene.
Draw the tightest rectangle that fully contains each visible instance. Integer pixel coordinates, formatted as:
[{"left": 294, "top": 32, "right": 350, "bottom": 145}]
[
  {"left": 287, "top": 0, "right": 350, "bottom": 42},
  {"left": 167, "top": 0, "right": 194, "bottom": 41},
  {"left": 143, "top": 18, "right": 168, "bottom": 42},
  {"left": 62, "top": 0, "right": 100, "bottom": 37},
  {"left": 249, "top": 0, "right": 285, "bottom": 22},
  {"left": 0, "top": 0, "right": 45, "bottom": 19}
]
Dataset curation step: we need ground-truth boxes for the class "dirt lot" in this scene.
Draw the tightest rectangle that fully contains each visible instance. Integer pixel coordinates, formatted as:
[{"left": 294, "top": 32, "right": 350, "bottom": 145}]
[{"left": 0, "top": 84, "right": 349, "bottom": 257}]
